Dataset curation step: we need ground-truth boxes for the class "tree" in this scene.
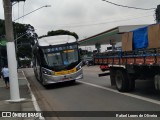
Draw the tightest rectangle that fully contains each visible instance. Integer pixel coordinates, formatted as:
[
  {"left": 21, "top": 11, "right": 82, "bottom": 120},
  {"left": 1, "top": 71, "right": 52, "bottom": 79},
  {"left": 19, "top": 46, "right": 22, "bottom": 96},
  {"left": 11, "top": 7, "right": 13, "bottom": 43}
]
[
  {"left": 0, "top": 20, "right": 5, "bottom": 37},
  {"left": 0, "top": 19, "right": 37, "bottom": 61},
  {"left": 39, "top": 29, "right": 79, "bottom": 40},
  {"left": 155, "top": 5, "right": 160, "bottom": 23}
]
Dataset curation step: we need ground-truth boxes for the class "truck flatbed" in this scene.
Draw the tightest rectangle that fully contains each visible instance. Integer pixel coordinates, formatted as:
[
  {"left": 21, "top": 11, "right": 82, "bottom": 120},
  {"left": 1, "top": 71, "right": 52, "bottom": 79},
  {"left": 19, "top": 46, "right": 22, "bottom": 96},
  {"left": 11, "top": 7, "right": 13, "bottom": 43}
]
[
  {"left": 94, "top": 48, "right": 160, "bottom": 66},
  {"left": 94, "top": 48, "right": 160, "bottom": 92}
]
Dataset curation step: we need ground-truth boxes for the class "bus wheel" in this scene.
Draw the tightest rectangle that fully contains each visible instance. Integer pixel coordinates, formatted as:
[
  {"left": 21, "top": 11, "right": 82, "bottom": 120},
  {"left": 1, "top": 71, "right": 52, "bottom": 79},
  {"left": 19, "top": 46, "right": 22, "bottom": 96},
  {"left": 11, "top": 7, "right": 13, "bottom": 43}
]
[
  {"left": 115, "top": 69, "right": 129, "bottom": 92},
  {"left": 41, "top": 79, "right": 49, "bottom": 88},
  {"left": 39, "top": 72, "right": 46, "bottom": 86}
]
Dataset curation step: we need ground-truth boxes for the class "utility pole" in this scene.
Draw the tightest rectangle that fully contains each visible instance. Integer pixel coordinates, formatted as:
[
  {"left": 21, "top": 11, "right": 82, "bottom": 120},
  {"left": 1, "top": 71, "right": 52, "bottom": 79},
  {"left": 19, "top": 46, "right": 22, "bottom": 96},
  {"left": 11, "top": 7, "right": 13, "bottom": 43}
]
[{"left": 3, "top": 0, "right": 23, "bottom": 102}]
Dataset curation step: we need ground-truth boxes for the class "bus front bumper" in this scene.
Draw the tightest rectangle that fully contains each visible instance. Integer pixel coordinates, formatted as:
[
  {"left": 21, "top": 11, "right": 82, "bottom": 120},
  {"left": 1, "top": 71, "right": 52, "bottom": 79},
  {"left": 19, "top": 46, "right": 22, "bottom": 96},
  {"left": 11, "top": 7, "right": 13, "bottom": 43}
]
[{"left": 42, "top": 68, "right": 83, "bottom": 85}]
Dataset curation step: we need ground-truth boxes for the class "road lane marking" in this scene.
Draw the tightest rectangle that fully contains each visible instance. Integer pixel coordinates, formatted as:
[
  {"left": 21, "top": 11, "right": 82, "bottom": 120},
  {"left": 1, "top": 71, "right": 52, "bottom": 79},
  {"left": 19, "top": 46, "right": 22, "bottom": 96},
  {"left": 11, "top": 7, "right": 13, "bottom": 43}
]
[{"left": 78, "top": 81, "right": 160, "bottom": 105}]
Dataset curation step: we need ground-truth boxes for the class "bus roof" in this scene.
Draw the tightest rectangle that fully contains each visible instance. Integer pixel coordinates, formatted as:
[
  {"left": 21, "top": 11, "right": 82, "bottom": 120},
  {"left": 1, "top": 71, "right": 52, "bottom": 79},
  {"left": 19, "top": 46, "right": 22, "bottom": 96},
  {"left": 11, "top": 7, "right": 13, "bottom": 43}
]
[{"left": 38, "top": 35, "right": 77, "bottom": 46}]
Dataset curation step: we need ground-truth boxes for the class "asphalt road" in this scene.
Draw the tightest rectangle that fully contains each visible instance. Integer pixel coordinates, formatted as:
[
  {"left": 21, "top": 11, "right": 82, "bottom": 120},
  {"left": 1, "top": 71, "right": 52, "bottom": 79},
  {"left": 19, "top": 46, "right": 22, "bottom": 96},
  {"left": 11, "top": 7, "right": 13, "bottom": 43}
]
[{"left": 23, "top": 66, "right": 160, "bottom": 120}]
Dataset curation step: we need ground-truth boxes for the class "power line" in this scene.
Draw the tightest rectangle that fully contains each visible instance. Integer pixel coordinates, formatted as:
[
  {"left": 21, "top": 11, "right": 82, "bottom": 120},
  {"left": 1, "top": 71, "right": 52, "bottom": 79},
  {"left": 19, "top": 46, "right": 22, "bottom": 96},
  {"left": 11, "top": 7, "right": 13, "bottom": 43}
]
[
  {"left": 18, "top": 2, "right": 19, "bottom": 23},
  {"left": 54, "top": 14, "right": 154, "bottom": 28},
  {"left": 102, "top": 0, "right": 156, "bottom": 10},
  {"left": 21, "top": 1, "right": 26, "bottom": 23},
  {"left": 54, "top": 10, "right": 154, "bottom": 27},
  {"left": 12, "top": 2, "right": 17, "bottom": 6}
]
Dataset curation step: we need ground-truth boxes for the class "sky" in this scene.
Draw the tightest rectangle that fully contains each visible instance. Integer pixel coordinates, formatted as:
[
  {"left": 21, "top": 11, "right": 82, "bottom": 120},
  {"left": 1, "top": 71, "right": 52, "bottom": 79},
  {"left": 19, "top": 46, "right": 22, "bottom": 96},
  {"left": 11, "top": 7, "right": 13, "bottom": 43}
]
[{"left": 0, "top": 0, "right": 159, "bottom": 48}]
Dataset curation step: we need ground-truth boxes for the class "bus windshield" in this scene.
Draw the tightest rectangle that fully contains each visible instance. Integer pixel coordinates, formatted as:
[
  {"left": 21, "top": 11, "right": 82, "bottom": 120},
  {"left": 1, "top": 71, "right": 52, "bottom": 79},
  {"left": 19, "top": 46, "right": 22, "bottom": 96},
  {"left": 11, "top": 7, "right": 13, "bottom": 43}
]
[{"left": 43, "top": 44, "right": 79, "bottom": 69}]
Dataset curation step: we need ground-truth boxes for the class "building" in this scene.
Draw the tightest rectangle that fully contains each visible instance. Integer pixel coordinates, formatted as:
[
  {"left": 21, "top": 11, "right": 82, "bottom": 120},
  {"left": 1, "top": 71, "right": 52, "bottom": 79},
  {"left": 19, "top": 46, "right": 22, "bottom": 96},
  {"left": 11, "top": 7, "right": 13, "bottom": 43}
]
[{"left": 79, "top": 25, "right": 148, "bottom": 52}]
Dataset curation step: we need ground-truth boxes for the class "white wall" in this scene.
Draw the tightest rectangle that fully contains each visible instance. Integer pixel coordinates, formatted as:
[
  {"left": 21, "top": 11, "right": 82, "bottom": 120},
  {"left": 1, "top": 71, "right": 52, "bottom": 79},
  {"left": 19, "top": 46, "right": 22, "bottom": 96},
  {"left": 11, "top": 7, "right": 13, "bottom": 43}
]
[{"left": 80, "top": 42, "right": 122, "bottom": 52}]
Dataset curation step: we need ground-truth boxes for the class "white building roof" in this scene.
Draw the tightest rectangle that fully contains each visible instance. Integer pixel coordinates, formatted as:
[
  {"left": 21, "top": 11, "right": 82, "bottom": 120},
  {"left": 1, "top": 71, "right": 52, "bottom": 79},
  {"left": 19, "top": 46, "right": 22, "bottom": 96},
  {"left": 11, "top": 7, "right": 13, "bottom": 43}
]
[
  {"left": 38, "top": 35, "right": 77, "bottom": 46},
  {"left": 79, "top": 25, "right": 148, "bottom": 46}
]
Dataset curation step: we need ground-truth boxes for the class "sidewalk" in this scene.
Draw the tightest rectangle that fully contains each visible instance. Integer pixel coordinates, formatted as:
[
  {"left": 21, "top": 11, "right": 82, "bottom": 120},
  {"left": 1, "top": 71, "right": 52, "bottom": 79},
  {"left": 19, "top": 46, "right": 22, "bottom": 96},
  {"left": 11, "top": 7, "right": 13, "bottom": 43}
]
[{"left": 0, "top": 70, "right": 38, "bottom": 120}]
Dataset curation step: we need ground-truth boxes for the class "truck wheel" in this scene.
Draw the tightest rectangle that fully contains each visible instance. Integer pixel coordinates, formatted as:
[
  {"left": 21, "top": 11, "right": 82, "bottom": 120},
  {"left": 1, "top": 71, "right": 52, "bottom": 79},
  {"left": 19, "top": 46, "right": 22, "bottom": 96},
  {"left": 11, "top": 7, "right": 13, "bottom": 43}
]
[
  {"left": 110, "top": 69, "right": 116, "bottom": 86},
  {"left": 154, "top": 75, "right": 160, "bottom": 91},
  {"left": 115, "top": 70, "right": 129, "bottom": 92}
]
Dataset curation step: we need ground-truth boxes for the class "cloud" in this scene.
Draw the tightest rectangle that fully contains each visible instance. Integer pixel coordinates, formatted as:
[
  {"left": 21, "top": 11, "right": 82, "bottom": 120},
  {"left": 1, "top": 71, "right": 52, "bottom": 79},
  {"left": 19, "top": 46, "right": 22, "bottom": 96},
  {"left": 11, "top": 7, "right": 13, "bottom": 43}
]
[{"left": 0, "top": 0, "right": 159, "bottom": 40}]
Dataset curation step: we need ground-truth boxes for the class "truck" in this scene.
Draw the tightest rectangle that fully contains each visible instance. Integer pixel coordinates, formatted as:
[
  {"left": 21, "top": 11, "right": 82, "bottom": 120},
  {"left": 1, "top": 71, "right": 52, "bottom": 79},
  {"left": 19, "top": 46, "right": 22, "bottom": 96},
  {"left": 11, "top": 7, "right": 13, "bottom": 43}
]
[{"left": 94, "top": 23, "right": 160, "bottom": 92}]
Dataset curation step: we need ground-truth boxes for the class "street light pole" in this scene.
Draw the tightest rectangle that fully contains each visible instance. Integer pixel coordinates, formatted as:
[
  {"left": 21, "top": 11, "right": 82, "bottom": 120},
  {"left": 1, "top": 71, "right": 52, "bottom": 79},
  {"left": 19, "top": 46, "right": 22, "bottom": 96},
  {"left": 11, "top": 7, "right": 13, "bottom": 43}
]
[
  {"left": 13, "top": 5, "right": 51, "bottom": 21},
  {"left": 13, "top": 5, "right": 51, "bottom": 56},
  {"left": 3, "top": 0, "right": 23, "bottom": 102}
]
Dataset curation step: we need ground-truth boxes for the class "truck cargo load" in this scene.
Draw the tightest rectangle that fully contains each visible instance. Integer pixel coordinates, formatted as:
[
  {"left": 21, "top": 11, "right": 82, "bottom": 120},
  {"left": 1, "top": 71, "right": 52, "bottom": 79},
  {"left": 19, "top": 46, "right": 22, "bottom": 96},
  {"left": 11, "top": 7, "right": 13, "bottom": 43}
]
[
  {"left": 133, "top": 26, "right": 148, "bottom": 49},
  {"left": 122, "top": 23, "right": 160, "bottom": 51}
]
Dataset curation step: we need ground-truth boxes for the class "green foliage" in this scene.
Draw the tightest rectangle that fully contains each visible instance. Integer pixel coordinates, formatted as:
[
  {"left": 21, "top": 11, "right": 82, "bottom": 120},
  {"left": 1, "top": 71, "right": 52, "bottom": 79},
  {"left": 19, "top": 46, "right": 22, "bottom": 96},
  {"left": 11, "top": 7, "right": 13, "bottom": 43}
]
[
  {"left": 39, "top": 29, "right": 79, "bottom": 39},
  {"left": 19, "top": 59, "right": 31, "bottom": 68},
  {"left": 155, "top": 5, "right": 160, "bottom": 23},
  {"left": 0, "top": 19, "right": 37, "bottom": 60},
  {"left": 17, "top": 45, "right": 32, "bottom": 58},
  {"left": 0, "top": 20, "right": 5, "bottom": 37},
  {"left": 14, "top": 23, "right": 37, "bottom": 59}
]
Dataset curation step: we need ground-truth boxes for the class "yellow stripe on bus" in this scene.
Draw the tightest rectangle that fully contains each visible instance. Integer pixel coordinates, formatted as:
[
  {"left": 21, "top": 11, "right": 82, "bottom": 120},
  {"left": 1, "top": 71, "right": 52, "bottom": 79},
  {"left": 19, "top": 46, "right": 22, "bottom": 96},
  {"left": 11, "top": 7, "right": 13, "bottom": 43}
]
[
  {"left": 63, "top": 50, "right": 74, "bottom": 53},
  {"left": 55, "top": 68, "right": 77, "bottom": 76}
]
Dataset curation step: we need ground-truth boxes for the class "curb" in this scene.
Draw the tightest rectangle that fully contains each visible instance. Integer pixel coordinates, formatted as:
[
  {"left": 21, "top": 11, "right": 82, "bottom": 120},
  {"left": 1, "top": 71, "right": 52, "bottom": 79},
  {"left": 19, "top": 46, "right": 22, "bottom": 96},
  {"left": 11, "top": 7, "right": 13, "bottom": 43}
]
[{"left": 21, "top": 70, "right": 45, "bottom": 120}]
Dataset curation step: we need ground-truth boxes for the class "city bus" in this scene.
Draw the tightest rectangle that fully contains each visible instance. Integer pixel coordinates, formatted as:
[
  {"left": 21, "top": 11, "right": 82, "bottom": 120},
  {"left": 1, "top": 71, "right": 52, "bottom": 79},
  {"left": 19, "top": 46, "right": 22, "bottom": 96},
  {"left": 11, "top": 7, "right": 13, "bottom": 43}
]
[{"left": 32, "top": 35, "right": 83, "bottom": 86}]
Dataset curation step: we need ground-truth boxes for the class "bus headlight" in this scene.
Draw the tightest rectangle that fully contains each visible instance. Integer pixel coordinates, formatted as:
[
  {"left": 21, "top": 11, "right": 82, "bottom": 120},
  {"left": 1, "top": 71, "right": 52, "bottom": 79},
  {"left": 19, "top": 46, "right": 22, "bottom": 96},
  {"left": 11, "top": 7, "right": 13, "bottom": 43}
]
[
  {"left": 52, "top": 71, "right": 55, "bottom": 75},
  {"left": 76, "top": 65, "right": 82, "bottom": 71},
  {"left": 42, "top": 69, "right": 53, "bottom": 75}
]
